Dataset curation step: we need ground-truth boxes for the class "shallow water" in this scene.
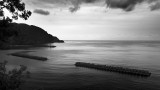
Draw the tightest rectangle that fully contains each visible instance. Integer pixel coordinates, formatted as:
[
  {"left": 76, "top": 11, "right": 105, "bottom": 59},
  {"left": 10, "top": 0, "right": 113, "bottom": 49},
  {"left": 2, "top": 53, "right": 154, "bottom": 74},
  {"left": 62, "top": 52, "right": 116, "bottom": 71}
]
[{"left": 1, "top": 40, "right": 160, "bottom": 90}]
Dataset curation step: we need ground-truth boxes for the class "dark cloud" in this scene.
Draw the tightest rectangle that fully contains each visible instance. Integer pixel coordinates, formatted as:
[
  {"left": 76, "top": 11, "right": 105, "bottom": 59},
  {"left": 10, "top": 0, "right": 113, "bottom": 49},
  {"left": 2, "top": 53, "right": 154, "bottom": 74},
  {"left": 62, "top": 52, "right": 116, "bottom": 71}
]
[
  {"left": 26, "top": 0, "right": 100, "bottom": 12},
  {"left": 69, "top": 6, "right": 80, "bottom": 12},
  {"left": 105, "top": 0, "right": 145, "bottom": 12},
  {"left": 80, "top": 0, "right": 98, "bottom": 3},
  {"left": 70, "top": 0, "right": 160, "bottom": 12},
  {"left": 33, "top": 9, "right": 50, "bottom": 15},
  {"left": 27, "top": 0, "right": 160, "bottom": 12},
  {"left": 105, "top": 0, "right": 160, "bottom": 12},
  {"left": 69, "top": 0, "right": 99, "bottom": 12},
  {"left": 150, "top": 2, "right": 160, "bottom": 11}
]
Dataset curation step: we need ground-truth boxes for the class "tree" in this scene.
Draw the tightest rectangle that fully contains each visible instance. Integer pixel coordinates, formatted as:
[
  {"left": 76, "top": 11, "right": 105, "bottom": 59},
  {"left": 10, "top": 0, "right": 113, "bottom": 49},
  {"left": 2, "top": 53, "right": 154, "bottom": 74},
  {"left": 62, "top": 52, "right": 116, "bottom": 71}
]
[
  {"left": 0, "top": 60, "right": 30, "bottom": 90},
  {"left": 0, "top": 0, "right": 32, "bottom": 21},
  {"left": 0, "top": 0, "right": 31, "bottom": 47}
]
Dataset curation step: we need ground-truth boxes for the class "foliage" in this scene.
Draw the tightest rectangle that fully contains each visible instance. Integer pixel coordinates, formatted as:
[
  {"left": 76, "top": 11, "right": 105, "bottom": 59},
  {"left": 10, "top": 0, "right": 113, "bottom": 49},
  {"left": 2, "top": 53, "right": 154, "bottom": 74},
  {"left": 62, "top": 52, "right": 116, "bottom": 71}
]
[
  {"left": 0, "top": 60, "right": 30, "bottom": 90},
  {"left": 0, "top": 27, "right": 18, "bottom": 42},
  {"left": 0, "top": 0, "right": 32, "bottom": 47},
  {"left": 0, "top": 0, "right": 32, "bottom": 20}
]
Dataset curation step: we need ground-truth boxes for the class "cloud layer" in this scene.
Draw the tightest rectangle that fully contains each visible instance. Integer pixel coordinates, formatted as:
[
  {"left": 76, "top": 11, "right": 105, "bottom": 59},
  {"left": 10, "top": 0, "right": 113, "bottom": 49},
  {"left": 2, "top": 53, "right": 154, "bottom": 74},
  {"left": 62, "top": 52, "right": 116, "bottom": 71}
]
[
  {"left": 106, "top": 0, "right": 145, "bottom": 11},
  {"left": 33, "top": 9, "right": 50, "bottom": 15},
  {"left": 27, "top": 0, "right": 160, "bottom": 13},
  {"left": 105, "top": 0, "right": 160, "bottom": 11},
  {"left": 150, "top": 1, "right": 160, "bottom": 11}
]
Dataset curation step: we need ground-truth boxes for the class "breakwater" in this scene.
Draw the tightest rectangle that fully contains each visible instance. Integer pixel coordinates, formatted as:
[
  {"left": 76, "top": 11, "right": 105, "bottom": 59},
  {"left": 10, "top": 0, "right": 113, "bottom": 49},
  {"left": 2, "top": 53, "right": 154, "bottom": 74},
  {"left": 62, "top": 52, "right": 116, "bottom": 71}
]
[
  {"left": 9, "top": 52, "right": 48, "bottom": 61},
  {"left": 75, "top": 62, "right": 151, "bottom": 77}
]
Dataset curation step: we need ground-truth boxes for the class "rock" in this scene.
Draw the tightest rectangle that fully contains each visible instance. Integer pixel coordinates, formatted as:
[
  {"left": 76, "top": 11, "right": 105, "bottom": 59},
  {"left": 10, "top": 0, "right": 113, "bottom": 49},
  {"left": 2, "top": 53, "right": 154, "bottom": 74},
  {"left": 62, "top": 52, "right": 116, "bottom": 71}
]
[{"left": 75, "top": 62, "right": 151, "bottom": 77}]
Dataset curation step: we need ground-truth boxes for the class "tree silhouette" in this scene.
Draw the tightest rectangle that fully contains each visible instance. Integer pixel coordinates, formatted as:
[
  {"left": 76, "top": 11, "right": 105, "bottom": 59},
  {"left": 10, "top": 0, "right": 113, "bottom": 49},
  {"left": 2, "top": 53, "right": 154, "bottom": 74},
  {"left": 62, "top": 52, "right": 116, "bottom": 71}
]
[
  {"left": 0, "top": 60, "right": 30, "bottom": 90},
  {"left": 0, "top": 0, "right": 32, "bottom": 48},
  {"left": 0, "top": 0, "right": 32, "bottom": 21}
]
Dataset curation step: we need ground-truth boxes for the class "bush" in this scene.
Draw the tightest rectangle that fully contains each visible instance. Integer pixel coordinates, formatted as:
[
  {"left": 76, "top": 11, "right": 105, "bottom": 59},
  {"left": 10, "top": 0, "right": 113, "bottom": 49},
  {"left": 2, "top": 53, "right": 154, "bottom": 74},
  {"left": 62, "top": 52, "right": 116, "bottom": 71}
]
[{"left": 0, "top": 60, "right": 30, "bottom": 90}]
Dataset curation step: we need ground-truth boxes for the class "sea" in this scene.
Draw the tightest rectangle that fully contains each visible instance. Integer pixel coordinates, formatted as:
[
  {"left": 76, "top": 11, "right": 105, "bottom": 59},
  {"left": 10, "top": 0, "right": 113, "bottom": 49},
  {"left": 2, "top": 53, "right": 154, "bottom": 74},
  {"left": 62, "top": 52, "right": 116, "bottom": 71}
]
[{"left": 1, "top": 40, "right": 160, "bottom": 90}]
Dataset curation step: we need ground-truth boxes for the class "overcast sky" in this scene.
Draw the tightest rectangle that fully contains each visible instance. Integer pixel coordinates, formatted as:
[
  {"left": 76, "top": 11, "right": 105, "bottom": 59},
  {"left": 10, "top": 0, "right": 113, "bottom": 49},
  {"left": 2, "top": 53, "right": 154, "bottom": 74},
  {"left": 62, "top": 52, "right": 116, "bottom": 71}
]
[{"left": 15, "top": 0, "right": 160, "bottom": 40}]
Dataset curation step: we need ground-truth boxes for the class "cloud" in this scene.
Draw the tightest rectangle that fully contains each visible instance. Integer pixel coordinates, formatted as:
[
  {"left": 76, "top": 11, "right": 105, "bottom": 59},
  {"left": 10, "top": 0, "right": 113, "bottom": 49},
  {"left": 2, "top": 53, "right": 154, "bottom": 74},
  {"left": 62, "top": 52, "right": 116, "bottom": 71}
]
[
  {"left": 150, "top": 2, "right": 160, "bottom": 11},
  {"left": 105, "top": 0, "right": 145, "bottom": 12},
  {"left": 69, "top": 6, "right": 80, "bottom": 12},
  {"left": 27, "top": 0, "right": 160, "bottom": 12},
  {"left": 105, "top": 0, "right": 160, "bottom": 12},
  {"left": 33, "top": 9, "right": 50, "bottom": 15},
  {"left": 69, "top": 0, "right": 160, "bottom": 12},
  {"left": 69, "top": 0, "right": 99, "bottom": 12}
]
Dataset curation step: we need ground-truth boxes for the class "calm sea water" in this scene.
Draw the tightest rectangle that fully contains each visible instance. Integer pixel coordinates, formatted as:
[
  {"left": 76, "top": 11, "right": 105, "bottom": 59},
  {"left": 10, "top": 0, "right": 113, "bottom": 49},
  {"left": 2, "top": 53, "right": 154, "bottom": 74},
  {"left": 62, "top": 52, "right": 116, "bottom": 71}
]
[{"left": 1, "top": 40, "right": 160, "bottom": 90}]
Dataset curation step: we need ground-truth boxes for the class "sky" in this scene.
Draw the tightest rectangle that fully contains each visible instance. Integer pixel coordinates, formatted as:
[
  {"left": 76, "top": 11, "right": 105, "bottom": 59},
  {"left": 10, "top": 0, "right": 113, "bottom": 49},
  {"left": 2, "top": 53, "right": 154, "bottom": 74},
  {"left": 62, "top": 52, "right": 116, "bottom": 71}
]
[{"left": 14, "top": 0, "right": 160, "bottom": 40}]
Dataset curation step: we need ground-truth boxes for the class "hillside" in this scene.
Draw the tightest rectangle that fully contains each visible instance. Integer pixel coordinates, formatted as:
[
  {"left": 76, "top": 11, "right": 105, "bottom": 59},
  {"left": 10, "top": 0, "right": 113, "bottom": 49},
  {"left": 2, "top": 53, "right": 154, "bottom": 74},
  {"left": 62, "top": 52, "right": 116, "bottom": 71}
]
[{"left": 0, "top": 23, "right": 64, "bottom": 46}]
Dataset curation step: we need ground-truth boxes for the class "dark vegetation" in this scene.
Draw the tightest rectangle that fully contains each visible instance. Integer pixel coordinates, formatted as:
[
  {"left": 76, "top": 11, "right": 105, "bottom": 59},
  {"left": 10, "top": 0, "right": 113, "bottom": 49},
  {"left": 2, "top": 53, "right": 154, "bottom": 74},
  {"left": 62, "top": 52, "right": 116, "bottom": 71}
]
[
  {"left": 0, "top": 0, "right": 31, "bottom": 21},
  {"left": 0, "top": 22, "right": 64, "bottom": 49},
  {"left": 0, "top": 0, "right": 64, "bottom": 50},
  {"left": 0, "top": 0, "right": 57, "bottom": 89},
  {"left": 0, "top": 61, "right": 30, "bottom": 90},
  {"left": 1, "top": 23, "right": 64, "bottom": 46},
  {"left": 0, "top": 0, "right": 31, "bottom": 49},
  {"left": 0, "top": 1, "right": 31, "bottom": 89}
]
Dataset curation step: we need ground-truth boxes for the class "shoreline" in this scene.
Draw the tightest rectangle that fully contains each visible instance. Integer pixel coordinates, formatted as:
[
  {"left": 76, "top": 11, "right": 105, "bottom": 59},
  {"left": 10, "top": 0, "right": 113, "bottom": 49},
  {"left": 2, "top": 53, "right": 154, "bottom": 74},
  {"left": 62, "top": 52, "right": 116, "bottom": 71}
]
[{"left": 0, "top": 44, "right": 56, "bottom": 50}]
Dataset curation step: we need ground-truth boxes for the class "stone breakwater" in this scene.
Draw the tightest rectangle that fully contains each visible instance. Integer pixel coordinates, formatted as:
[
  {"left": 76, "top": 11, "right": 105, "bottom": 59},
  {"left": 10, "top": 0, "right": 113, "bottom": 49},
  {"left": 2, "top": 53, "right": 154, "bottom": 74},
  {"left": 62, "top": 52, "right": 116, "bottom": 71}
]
[
  {"left": 75, "top": 62, "right": 151, "bottom": 77},
  {"left": 9, "top": 51, "right": 48, "bottom": 61}
]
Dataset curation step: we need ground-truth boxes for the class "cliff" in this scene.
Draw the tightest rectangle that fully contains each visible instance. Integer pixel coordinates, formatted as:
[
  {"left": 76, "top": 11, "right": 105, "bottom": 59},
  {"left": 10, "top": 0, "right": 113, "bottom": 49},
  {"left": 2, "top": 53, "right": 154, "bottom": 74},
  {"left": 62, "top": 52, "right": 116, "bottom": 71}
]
[{"left": 0, "top": 23, "right": 64, "bottom": 46}]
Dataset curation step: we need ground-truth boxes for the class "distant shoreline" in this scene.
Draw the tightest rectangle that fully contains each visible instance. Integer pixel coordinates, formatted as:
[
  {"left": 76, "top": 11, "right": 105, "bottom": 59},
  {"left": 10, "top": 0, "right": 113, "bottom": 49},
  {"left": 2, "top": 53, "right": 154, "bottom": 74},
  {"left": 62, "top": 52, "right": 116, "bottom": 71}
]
[
  {"left": 65, "top": 40, "right": 160, "bottom": 42},
  {"left": 0, "top": 44, "right": 56, "bottom": 50}
]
